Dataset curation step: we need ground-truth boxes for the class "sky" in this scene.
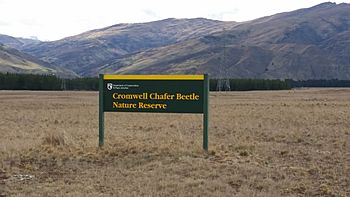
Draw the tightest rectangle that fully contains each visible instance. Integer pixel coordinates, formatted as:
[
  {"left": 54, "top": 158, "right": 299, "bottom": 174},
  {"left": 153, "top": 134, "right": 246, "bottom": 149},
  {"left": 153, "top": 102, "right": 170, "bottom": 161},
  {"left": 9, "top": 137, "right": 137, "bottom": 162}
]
[{"left": 0, "top": 0, "right": 349, "bottom": 41}]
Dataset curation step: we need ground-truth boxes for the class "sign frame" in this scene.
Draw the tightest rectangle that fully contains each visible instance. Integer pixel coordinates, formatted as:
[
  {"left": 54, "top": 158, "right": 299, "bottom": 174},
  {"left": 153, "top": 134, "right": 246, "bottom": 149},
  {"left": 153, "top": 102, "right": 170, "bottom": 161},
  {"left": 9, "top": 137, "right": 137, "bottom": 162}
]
[{"left": 98, "top": 74, "right": 209, "bottom": 151}]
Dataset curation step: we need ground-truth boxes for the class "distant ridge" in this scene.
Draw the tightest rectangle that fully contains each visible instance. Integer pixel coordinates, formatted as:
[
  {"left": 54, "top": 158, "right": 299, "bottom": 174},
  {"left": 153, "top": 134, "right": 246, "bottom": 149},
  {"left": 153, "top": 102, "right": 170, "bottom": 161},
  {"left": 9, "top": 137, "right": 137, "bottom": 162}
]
[
  {"left": 1, "top": 2, "right": 350, "bottom": 80},
  {"left": 20, "top": 18, "right": 234, "bottom": 76},
  {"left": 100, "top": 2, "right": 350, "bottom": 80}
]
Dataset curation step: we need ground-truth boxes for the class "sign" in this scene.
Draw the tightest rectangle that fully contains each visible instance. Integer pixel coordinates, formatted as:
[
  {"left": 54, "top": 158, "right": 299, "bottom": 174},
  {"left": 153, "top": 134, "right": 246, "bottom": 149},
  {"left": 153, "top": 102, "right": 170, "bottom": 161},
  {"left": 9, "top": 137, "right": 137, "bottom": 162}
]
[{"left": 99, "top": 74, "right": 209, "bottom": 150}]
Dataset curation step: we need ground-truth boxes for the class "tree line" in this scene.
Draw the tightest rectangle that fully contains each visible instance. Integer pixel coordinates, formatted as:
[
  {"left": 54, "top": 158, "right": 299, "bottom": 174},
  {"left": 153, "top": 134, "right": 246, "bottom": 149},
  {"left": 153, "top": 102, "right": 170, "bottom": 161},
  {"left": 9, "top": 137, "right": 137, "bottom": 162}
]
[
  {"left": 286, "top": 79, "right": 350, "bottom": 88},
  {"left": 210, "top": 78, "right": 291, "bottom": 91},
  {"left": 0, "top": 73, "right": 97, "bottom": 90},
  {"left": 1, "top": 73, "right": 350, "bottom": 91}
]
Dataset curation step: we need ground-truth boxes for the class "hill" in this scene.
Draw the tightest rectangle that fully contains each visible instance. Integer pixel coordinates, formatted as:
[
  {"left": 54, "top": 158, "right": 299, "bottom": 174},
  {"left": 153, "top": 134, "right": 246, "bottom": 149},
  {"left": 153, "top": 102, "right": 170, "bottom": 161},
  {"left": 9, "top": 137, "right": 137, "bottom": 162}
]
[
  {"left": 101, "top": 2, "right": 350, "bottom": 80},
  {"left": 0, "top": 44, "right": 77, "bottom": 77},
  {"left": 2, "top": 2, "right": 350, "bottom": 79},
  {"left": 21, "top": 18, "right": 234, "bottom": 76}
]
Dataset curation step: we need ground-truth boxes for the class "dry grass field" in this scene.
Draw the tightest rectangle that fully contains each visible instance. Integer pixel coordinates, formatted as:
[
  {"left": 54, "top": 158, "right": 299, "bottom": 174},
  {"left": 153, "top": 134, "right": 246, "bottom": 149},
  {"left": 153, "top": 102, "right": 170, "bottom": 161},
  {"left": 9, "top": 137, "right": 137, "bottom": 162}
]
[{"left": 0, "top": 89, "right": 349, "bottom": 197}]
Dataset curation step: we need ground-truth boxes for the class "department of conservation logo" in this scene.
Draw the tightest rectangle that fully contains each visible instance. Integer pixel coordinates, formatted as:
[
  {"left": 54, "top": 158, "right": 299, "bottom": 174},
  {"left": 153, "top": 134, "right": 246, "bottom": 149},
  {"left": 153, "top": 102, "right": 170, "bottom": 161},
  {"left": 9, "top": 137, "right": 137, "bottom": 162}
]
[
  {"left": 106, "top": 83, "right": 139, "bottom": 90},
  {"left": 107, "top": 83, "right": 113, "bottom": 90}
]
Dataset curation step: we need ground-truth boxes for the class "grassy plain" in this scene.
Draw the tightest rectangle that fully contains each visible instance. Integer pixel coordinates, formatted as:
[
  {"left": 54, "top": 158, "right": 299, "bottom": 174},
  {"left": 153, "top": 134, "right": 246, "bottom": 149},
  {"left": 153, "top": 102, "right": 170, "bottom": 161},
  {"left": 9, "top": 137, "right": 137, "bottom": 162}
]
[{"left": 0, "top": 89, "right": 349, "bottom": 196}]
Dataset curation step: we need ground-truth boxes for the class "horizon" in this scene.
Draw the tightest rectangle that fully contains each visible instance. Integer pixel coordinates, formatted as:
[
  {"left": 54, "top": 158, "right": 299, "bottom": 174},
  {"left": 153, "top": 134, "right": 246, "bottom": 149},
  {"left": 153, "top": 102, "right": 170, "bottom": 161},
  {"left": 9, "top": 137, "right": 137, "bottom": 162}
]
[{"left": 0, "top": 0, "right": 350, "bottom": 41}]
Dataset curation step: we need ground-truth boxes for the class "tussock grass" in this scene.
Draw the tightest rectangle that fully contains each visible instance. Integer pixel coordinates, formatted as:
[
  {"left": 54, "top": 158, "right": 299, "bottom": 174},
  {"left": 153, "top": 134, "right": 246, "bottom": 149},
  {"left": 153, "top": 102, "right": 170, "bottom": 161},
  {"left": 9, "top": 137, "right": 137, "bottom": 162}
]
[
  {"left": 42, "top": 130, "right": 67, "bottom": 147},
  {"left": 0, "top": 89, "right": 349, "bottom": 197}
]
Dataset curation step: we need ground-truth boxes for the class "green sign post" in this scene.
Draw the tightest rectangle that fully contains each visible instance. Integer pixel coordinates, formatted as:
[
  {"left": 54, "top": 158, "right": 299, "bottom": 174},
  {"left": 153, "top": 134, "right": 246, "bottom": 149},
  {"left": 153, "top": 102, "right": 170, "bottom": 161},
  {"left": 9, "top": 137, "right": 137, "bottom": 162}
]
[{"left": 99, "top": 74, "right": 209, "bottom": 151}]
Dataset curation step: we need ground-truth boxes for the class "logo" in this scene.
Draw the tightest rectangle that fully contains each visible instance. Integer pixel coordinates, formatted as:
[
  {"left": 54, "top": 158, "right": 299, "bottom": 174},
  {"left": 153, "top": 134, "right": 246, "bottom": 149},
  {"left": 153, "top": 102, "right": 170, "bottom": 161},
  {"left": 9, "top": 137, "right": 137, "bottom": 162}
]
[{"left": 107, "top": 83, "right": 113, "bottom": 91}]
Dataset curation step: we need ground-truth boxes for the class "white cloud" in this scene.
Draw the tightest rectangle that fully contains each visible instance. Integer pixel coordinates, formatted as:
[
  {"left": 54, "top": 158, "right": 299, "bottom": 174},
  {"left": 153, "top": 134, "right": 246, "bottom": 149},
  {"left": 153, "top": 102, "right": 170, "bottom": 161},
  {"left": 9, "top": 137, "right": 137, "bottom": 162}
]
[{"left": 0, "top": 0, "right": 349, "bottom": 40}]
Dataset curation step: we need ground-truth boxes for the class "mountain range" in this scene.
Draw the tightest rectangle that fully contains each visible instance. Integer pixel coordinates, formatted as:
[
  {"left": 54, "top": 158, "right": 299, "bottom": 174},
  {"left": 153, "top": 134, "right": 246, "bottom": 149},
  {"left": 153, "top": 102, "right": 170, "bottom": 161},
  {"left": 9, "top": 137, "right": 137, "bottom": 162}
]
[
  {"left": 0, "top": 43, "right": 77, "bottom": 77},
  {"left": 1, "top": 2, "right": 350, "bottom": 79}
]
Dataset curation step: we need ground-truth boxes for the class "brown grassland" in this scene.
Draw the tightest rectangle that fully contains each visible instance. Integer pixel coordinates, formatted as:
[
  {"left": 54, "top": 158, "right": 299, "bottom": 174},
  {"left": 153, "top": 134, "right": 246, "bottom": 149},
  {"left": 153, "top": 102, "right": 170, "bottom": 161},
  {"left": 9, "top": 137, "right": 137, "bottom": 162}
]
[{"left": 0, "top": 89, "right": 349, "bottom": 197}]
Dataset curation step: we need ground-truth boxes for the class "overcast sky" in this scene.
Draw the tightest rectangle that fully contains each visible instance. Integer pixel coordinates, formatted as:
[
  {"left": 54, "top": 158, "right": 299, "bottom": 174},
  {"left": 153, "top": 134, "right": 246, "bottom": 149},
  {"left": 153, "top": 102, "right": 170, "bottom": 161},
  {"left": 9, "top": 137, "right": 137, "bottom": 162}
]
[{"left": 0, "top": 0, "right": 349, "bottom": 41}]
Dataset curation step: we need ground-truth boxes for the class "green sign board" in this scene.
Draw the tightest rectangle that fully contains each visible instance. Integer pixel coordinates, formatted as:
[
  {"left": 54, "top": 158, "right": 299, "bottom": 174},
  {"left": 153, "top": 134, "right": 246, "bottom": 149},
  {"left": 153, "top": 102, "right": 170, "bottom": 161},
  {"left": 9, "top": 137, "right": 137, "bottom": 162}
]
[{"left": 99, "top": 74, "right": 209, "bottom": 150}]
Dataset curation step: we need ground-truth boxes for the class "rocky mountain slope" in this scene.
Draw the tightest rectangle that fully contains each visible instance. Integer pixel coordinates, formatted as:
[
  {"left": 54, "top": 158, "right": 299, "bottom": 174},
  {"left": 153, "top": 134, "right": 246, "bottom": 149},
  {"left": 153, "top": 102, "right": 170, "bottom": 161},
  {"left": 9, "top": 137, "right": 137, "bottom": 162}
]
[
  {"left": 101, "top": 2, "right": 350, "bottom": 80},
  {"left": 21, "top": 18, "right": 234, "bottom": 76},
  {"left": 2, "top": 2, "right": 350, "bottom": 80}
]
